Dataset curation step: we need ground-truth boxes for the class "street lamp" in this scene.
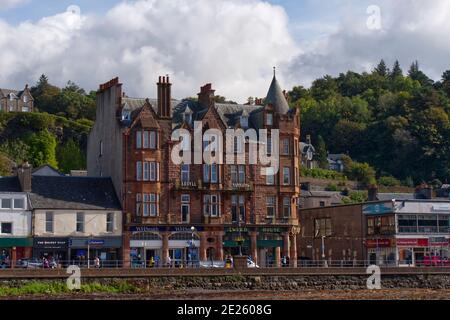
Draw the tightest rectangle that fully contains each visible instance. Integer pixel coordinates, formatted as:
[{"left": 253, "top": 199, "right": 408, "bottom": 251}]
[
  {"left": 237, "top": 215, "right": 244, "bottom": 256},
  {"left": 190, "top": 226, "right": 196, "bottom": 267},
  {"left": 321, "top": 235, "right": 328, "bottom": 267}
]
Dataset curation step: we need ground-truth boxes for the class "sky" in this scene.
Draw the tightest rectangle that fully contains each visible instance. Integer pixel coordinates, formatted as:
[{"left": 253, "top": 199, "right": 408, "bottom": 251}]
[{"left": 0, "top": 0, "right": 449, "bottom": 102}]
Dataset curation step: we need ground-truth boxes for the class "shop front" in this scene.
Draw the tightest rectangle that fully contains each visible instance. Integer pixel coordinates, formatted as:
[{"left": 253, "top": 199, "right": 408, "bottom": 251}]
[
  {"left": 129, "top": 226, "right": 202, "bottom": 267},
  {"left": 0, "top": 238, "right": 33, "bottom": 267},
  {"left": 396, "top": 238, "right": 428, "bottom": 266},
  {"left": 69, "top": 237, "right": 122, "bottom": 267},
  {"left": 33, "top": 237, "right": 69, "bottom": 265},
  {"left": 365, "top": 238, "right": 396, "bottom": 266},
  {"left": 223, "top": 226, "right": 250, "bottom": 257},
  {"left": 223, "top": 226, "right": 290, "bottom": 267}
]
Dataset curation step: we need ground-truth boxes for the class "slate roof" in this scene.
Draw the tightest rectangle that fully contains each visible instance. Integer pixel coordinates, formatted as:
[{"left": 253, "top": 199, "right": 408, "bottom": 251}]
[
  {"left": 376, "top": 193, "right": 415, "bottom": 201},
  {"left": 0, "top": 89, "right": 18, "bottom": 98},
  {"left": 0, "top": 177, "right": 22, "bottom": 192},
  {"left": 121, "top": 75, "right": 289, "bottom": 131},
  {"left": 265, "top": 75, "right": 289, "bottom": 115},
  {"left": 29, "top": 176, "right": 121, "bottom": 210},
  {"left": 300, "top": 142, "right": 315, "bottom": 154}
]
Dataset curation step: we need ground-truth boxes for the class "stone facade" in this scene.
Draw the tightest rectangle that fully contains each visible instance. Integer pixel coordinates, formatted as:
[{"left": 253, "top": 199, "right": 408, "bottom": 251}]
[
  {"left": 88, "top": 73, "right": 301, "bottom": 268},
  {"left": 298, "top": 204, "right": 365, "bottom": 262},
  {"left": 0, "top": 85, "right": 34, "bottom": 112}
]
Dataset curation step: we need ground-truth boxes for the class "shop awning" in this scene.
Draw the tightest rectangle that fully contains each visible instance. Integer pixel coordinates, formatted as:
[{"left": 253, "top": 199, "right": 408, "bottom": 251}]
[{"left": 0, "top": 238, "right": 33, "bottom": 247}]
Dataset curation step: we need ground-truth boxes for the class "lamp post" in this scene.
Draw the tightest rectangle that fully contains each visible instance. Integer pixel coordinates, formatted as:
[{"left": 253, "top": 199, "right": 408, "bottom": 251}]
[
  {"left": 190, "top": 226, "right": 196, "bottom": 267},
  {"left": 321, "top": 235, "right": 327, "bottom": 267},
  {"left": 238, "top": 216, "right": 243, "bottom": 256}
]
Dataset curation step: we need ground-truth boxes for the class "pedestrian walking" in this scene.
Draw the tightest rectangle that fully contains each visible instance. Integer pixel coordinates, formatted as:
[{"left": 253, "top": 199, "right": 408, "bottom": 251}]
[{"left": 94, "top": 256, "right": 100, "bottom": 268}]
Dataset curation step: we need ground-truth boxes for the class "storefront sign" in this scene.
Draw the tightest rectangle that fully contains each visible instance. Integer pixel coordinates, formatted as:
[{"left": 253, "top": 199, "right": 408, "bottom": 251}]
[
  {"left": 363, "top": 202, "right": 393, "bottom": 215},
  {"left": 429, "top": 237, "right": 448, "bottom": 246},
  {"left": 432, "top": 205, "right": 450, "bottom": 212},
  {"left": 396, "top": 238, "right": 428, "bottom": 247},
  {"left": 87, "top": 239, "right": 105, "bottom": 246},
  {"left": 366, "top": 239, "right": 392, "bottom": 248},
  {"left": 34, "top": 238, "right": 69, "bottom": 249},
  {"left": 259, "top": 227, "right": 285, "bottom": 233},
  {"left": 225, "top": 227, "right": 248, "bottom": 233},
  {"left": 130, "top": 226, "right": 204, "bottom": 232}
]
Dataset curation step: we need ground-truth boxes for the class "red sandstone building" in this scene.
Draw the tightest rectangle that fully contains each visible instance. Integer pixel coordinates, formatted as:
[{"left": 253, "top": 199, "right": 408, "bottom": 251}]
[{"left": 87, "top": 72, "right": 300, "bottom": 267}]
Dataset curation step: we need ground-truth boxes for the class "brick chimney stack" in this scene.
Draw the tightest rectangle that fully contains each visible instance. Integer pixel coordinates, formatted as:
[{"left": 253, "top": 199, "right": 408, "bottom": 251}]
[
  {"left": 17, "top": 161, "right": 32, "bottom": 192},
  {"left": 306, "top": 135, "right": 311, "bottom": 145},
  {"left": 198, "top": 83, "right": 215, "bottom": 109},
  {"left": 157, "top": 75, "right": 172, "bottom": 118}
]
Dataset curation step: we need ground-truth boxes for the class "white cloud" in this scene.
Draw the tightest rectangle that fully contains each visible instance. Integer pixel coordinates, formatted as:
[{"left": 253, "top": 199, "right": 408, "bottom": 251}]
[
  {"left": 287, "top": 0, "right": 450, "bottom": 87},
  {"left": 0, "top": 0, "right": 299, "bottom": 102},
  {"left": 0, "top": 0, "right": 28, "bottom": 10}
]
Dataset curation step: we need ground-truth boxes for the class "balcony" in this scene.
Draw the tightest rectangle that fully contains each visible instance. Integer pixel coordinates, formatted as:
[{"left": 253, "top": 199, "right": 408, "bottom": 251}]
[{"left": 173, "top": 179, "right": 201, "bottom": 191}]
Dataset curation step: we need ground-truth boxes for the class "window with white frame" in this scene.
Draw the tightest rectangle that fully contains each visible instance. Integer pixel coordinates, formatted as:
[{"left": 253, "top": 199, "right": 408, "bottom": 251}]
[
  {"left": 1, "top": 222, "right": 12, "bottom": 234},
  {"left": 283, "top": 197, "right": 291, "bottom": 218},
  {"left": 282, "top": 138, "right": 290, "bottom": 155},
  {"left": 149, "top": 131, "right": 157, "bottom": 149},
  {"left": 136, "top": 162, "right": 143, "bottom": 181},
  {"left": 266, "top": 113, "right": 273, "bottom": 126},
  {"left": 203, "top": 194, "right": 220, "bottom": 217},
  {"left": 283, "top": 167, "right": 291, "bottom": 185},
  {"left": 266, "top": 137, "right": 272, "bottom": 155},
  {"left": 233, "top": 136, "right": 244, "bottom": 153},
  {"left": 181, "top": 164, "right": 190, "bottom": 183},
  {"left": 76, "top": 212, "right": 84, "bottom": 233},
  {"left": 136, "top": 130, "right": 158, "bottom": 149},
  {"left": 106, "top": 213, "right": 114, "bottom": 232},
  {"left": 13, "top": 198, "right": 24, "bottom": 209},
  {"left": 203, "top": 164, "right": 218, "bottom": 183},
  {"left": 1, "top": 199, "right": 12, "bottom": 209},
  {"left": 231, "top": 165, "right": 245, "bottom": 184},
  {"left": 266, "top": 167, "right": 275, "bottom": 185},
  {"left": 136, "top": 131, "right": 142, "bottom": 149},
  {"left": 137, "top": 161, "right": 159, "bottom": 181},
  {"left": 266, "top": 196, "right": 276, "bottom": 218},
  {"left": 141, "top": 193, "right": 158, "bottom": 217},
  {"left": 231, "top": 195, "right": 245, "bottom": 223},
  {"left": 181, "top": 194, "right": 190, "bottom": 223},
  {"left": 45, "top": 212, "right": 54, "bottom": 233}
]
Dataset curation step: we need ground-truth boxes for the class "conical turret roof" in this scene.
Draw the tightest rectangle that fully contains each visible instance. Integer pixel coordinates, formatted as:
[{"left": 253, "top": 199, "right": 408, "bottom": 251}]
[{"left": 265, "top": 71, "right": 289, "bottom": 115}]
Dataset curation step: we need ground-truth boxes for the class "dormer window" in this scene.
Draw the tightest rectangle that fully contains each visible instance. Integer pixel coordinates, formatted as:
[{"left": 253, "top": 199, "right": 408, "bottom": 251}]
[
  {"left": 122, "top": 109, "right": 131, "bottom": 121},
  {"left": 184, "top": 106, "right": 193, "bottom": 125},
  {"left": 266, "top": 113, "right": 273, "bottom": 126},
  {"left": 9, "top": 94, "right": 14, "bottom": 101},
  {"left": 23, "top": 96, "right": 28, "bottom": 103},
  {"left": 240, "top": 115, "right": 249, "bottom": 128}
]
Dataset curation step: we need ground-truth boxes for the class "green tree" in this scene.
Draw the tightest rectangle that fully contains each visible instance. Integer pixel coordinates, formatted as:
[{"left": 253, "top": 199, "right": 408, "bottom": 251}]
[
  {"left": 390, "top": 60, "right": 403, "bottom": 79},
  {"left": 316, "top": 135, "right": 328, "bottom": 169},
  {"left": 57, "top": 139, "right": 86, "bottom": 173},
  {"left": 25, "top": 130, "right": 58, "bottom": 168},
  {"left": 374, "top": 59, "right": 389, "bottom": 77}
]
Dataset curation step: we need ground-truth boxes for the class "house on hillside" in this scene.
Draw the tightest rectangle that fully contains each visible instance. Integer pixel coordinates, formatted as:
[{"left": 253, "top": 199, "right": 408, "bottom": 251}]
[
  {"left": 0, "top": 85, "right": 34, "bottom": 112},
  {"left": 299, "top": 135, "right": 316, "bottom": 169},
  {"left": 327, "top": 153, "right": 345, "bottom": 172}
]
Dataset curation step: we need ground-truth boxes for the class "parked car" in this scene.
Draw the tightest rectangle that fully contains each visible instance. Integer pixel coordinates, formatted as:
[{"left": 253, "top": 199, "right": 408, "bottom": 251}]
[
  {"left": 418, "top": 255, "right": 450, "bottom": 267},
  {"left": 16, "top": 258, "right": 43, "bottom": 269},
  {"left": 16, "top": 258, "right": 57, "bottom": 269}
]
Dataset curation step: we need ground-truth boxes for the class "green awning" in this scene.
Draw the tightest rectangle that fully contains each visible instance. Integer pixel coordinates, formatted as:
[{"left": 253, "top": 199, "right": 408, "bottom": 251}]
[
  {"left": 257, "top": 240, "right": 283, "bottom": 248},
  {"left": 0, "top": 238, "right": 33, "bottom": 247},
  {"left": 223, "top": 240, "right": 250, "bottom": 248}
]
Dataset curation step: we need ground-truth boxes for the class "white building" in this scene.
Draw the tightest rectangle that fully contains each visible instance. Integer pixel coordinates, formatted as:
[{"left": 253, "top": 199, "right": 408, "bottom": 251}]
[{"left": 0, "top": 177, "right": 32, "bottom": 265}]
